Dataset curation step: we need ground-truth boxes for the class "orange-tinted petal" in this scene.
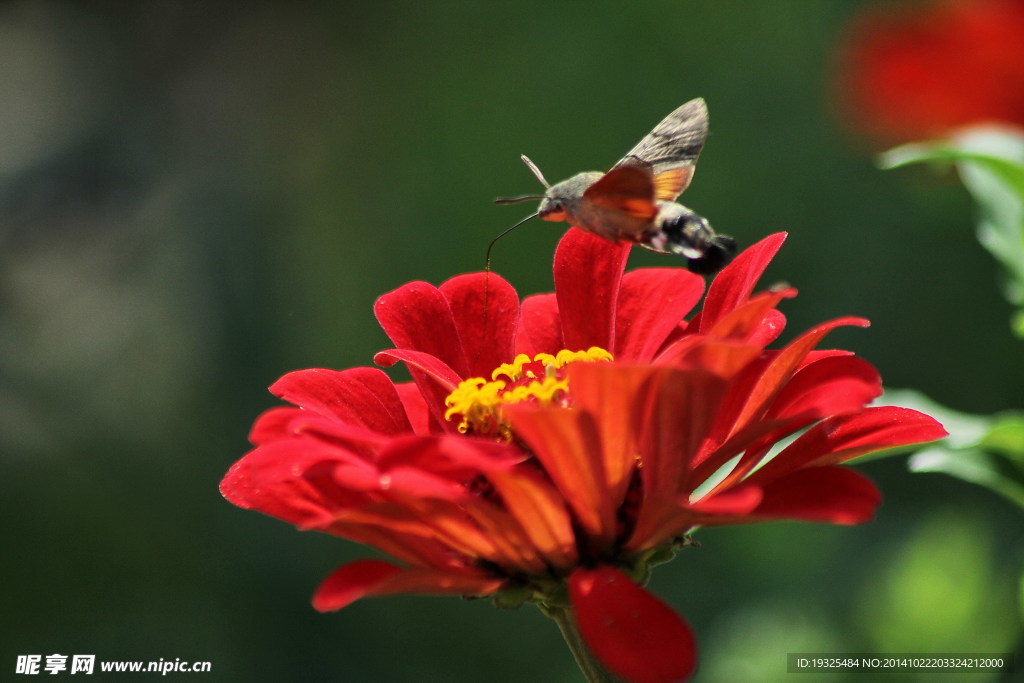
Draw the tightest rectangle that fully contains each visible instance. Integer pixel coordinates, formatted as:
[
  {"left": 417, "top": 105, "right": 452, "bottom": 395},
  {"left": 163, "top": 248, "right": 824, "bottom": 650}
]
[
  {"left": 336, "top": 496, "right": 534, "bottom": 570},
  {"left": 629, "top": 367, "right": 730, "bottom": 549},
  {"left": 487, "top": 466, "right": 579, "bottom": 569},
  {"left": 657, "top": 338, "right": 765, "bottom": 378},
  {"left": 504, "top": 404, "right": 615, "bottom": 546},
  {"left": 567, "top": 363, "right": 650, "bottom": 512},
  {"left": 318, "top": 513, "right": 478, "bottom": 570}
]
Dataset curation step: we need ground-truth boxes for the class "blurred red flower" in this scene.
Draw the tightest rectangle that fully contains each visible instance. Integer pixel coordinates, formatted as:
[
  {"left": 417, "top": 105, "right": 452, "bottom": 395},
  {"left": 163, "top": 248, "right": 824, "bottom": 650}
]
[
  {"left": 221, "top": 229, "right": 945, "bottom": 682},
  {"left": 836, "top": 0, "right": 1024, "bottom": 142}
]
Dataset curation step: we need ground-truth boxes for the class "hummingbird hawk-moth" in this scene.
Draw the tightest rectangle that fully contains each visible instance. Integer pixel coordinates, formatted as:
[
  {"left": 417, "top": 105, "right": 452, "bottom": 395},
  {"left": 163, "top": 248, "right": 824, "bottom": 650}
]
[{"left": 497, "top": 97, "right": 735, "bottom": 275}]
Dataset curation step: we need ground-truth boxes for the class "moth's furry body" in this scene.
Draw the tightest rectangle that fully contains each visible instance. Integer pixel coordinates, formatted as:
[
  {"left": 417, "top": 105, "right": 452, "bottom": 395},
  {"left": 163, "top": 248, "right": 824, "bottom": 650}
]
[
  {"left": 540, "top": 171, "right": 649, "bottom": 241},
  {"left": 648, "top": 202, "right": 736, "bottom": 275},
  {"left": 499, "top": 98, "right": 736, "bottom": 275}
]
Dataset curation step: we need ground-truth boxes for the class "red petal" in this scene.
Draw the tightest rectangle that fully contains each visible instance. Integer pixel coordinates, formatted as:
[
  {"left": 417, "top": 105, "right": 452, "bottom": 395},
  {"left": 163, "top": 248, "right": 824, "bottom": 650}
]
[
  {"left": 517, "top": 292, "right": 562, "bottom": 356},
  {"left": 224, "top": 445, "right": 488, "bottom": 570},
  {"left": 695, "top": 232, "right": 787, "bottom": 333},
  {"left": 373, "top": 349, "right": 462, "bottom": 389},
  {"left": 749, "top": 466, "right": 881, "bottom": 524},
  {"left": 316, "top": 517, "right": 468, "bottom": 570},
  {"left": 393, "top": 381, "right": 436, "bottom": 435},
  {"left": 837, "top": 0, "right": 1024, "bottom": 140},
  {"left": 569, "top": 566, "right": 696, "bottom": 683},
  {"left": 554, "top": 227, "right": 631, "bottom": 352},
  {"left": 615, "top": 268, "right": 704, "bottom": 361},
  {"left": 248, "top": 406, "right": 303, "bottom": 445},
  {"left": 264, "top": 412, "right": 391, "bottom": 456},
  {"left": 367, "top": 464, "right": 467, "bottom": 501},
  {"left": 269, "top": 367, "right": 412, "bottom": 435},
  {"left": 702, "top": 287, "right": 796, "bottom": 344},
  {"left": 689, "top": 484, "right": 763, "bottom": 515},
  {"left": 641, "top": 367, "right": 730, "bottom": 488},
  {"left": 312, "top": 560, "right": 403, "bottom": 611},
  {"left": 375, "top": 281, "right": 469, "bottom": 377},
  {"left": 751, "top": 406, "right": 948, "bottom": 482},
  {"left": 766, "top": 354, "right": 882, "bottom": 421},
  {"left": 373, "top": 348, "right": 464, "bottom": 430},
  {"left": 750, "top": 307, "right": 787, "bottom": 347},
  {"left": 375, "top": 433, "right": 522, "bottom": 477},
  {"left": 656, "top": 290, "right": 792, "bottom": 370},
  {"left": 220, "top": 440, "right": 364, "bottom": 526},
  {"left": 439, "top": 272, "right": 519, "bottom": 378},
  {"left": 657, "top": 338, "right": 764, "bottom": 378},
  {"left": 312, "top": 560, "right": 503, "bottom": 612}
]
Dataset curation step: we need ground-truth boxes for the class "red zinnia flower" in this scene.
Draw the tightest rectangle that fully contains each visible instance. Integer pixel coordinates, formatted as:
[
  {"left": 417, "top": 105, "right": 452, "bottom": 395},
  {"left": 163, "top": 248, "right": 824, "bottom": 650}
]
[
  {"left": 835, "top": 0, "right": 1024, "bottom": 142},
  {"left": 220, "top": 229, "right": 945, "bottom": 682}
]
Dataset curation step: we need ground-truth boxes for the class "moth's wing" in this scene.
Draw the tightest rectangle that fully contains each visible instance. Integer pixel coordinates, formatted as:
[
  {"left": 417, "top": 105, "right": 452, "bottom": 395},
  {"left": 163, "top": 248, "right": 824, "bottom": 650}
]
[
  {"left": 615, "top": 98, "right": 708, "bottom": 173},
  {"left": 582, "top": 165, "right": 658, "bottom": 221},
  {"left": 652, "top": 167, "right": 694, "bottom": 203},
  {"left": 614, "top": 98, "right": 708, "bottom": 201}
]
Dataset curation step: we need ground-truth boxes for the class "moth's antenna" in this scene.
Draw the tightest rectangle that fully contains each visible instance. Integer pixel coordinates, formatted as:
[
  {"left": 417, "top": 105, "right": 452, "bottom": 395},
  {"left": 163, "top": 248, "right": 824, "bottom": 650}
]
[
  {"left": 494, "top": 154, "right": 550, "bottom": 204},
  {"left": 494, "top": 195, "right": 545, "bottom": 205},
  {"left": 475, "top": 212, "right": 540, "bottom": 367},
  {"left": 519, "top": 154, "right": 550, "bottom": 188}
]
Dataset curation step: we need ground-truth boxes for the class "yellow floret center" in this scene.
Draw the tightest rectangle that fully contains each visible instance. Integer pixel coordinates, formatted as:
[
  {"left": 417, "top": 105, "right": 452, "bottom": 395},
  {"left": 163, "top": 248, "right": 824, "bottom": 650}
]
[{"left": 444, "top": 347, "right": 613, "bottom": 438}]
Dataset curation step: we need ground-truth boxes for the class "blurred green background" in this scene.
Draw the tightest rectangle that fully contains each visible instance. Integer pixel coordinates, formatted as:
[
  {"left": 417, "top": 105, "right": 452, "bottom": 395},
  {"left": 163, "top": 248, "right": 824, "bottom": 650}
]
[{"left": 2, "top": 1, "right": 1021, "bottom": 681}]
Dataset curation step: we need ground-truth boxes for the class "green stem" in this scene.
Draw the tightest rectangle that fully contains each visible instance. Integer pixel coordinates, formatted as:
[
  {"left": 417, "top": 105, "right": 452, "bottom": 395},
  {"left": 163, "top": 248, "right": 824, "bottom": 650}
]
[{"left": 547, "top": 605, "right": 626, "bottom": 683}]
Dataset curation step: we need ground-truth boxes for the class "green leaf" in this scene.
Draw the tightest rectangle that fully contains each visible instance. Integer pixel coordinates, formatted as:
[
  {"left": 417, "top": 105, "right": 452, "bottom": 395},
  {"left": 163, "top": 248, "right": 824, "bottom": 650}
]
[
  {"left": 1013, "top": 309, "right": 1024, "bottom": 338},
  {"left": 880, "top": 127, "right": 1024, "bottom": 331},
  {"left": 887, "top": 390, "right": 1024, "bottom": 510},
  {"left": 980, "top": 414, "right": 1024, "bottom": 460},
  {"left": 1019, "top": 571, "right": 1024, "bottom": 624},
  {"left": 879, "top": 136, "right": 1024, "bottom": 196},
  {"left": 909, "top": 446, "right": 1024, "bottom": 509}
]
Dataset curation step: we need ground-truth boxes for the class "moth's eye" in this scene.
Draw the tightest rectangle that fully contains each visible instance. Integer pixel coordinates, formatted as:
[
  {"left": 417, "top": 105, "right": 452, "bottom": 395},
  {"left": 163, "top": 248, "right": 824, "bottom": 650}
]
[{"left": 539, "top": 201, "right": 563, "bottom": 220}]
